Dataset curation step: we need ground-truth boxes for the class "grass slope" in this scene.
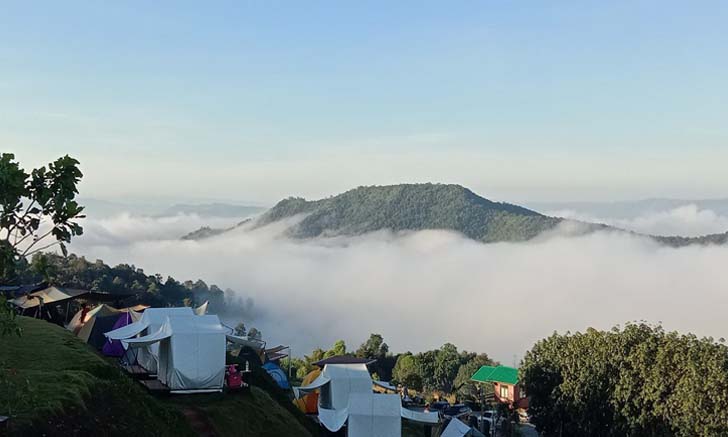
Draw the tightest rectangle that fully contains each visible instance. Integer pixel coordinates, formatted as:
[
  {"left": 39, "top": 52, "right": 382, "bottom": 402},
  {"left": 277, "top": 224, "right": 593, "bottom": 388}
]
[
  {"left": 0, "top": 317, "right": 193, "bottom": 436},
  {"left": 0, "top": 317, "right": 316, "bottom": 437},
  {"left": 166, "top": 388, "right": 314, "bottom": 437}
]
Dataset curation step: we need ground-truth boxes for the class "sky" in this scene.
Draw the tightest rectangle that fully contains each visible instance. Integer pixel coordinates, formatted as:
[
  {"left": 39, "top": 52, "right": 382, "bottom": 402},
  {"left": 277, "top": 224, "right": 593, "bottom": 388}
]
[{"left": 3, "top": 1, "right": 728, "bottom": 204}]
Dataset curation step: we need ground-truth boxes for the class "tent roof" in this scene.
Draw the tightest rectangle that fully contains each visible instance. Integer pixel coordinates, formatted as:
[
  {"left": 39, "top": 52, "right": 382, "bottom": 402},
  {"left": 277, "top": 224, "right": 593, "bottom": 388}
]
[
  {"left": 11, "top": 286, "right": 83, "bottom": 308},
  {"left": 105, "top": 307, "right": 195, "bottom": 340},
  {"left": 470, "top": 365, "right": 519, "bottom": 385},
  {"left": 123, "top": 314, "right": 227, "bottom": 348},
  {"left": 312, "top": 356, "right": 376, "bottom": 367}
]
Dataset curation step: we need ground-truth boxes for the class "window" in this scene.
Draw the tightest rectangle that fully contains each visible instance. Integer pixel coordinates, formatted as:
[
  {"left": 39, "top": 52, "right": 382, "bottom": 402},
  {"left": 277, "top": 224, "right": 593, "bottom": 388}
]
[{"left": 499, "top": 385, "right": 509, "bottom": 399}]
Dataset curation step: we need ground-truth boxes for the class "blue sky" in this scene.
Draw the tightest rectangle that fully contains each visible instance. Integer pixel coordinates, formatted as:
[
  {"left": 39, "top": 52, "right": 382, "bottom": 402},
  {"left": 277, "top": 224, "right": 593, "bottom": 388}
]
[{"left": 3, "top": 1, "right": 728, "bottom": 204}]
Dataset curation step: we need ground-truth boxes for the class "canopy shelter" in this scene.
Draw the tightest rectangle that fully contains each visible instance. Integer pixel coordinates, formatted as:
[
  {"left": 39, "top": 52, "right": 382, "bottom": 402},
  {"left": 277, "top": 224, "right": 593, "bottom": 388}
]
[
  {"left": 293, "top": 361, "right": 414, "bottom": 436},
  {"left": 122, "top": 315, "right": 230, "bottom": 393},
  {"left": 11, "top": 286, "right": 86, "bottom": 309},
  {"left": 0, "top": 283, "right": 46, "bottom": 299},
  {"left": 105, "top": 307, "right": 195, "bottom": 373}
]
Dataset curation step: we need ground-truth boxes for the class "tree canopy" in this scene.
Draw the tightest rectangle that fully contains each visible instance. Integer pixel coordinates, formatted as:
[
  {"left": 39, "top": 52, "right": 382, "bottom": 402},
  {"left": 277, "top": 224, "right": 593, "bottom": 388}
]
[
  {"left": 521, "top": 323, "right": 728, "bottom": 437},
  {"left": 0, "top": 153, "right": 85, "bottom": 282}
]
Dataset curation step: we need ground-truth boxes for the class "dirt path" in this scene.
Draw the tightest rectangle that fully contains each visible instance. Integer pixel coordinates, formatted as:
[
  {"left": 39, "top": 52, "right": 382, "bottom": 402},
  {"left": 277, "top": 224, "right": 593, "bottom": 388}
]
[{"left": 182, "top": 407, "right": 217, "bottom": 437}]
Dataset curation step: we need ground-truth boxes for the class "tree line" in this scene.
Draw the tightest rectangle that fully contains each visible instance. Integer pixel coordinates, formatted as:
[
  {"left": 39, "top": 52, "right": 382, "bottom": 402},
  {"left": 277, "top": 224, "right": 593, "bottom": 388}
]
[{"left": 283, "top": 333, "right": 496, "bottom": 403}]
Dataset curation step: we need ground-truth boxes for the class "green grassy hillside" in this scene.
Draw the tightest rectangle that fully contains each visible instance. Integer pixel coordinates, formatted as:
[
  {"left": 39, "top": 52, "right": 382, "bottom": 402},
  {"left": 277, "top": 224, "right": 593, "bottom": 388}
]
[
  {"left": 0, "top": 317, "right": 316, "bottom": 437},
  {"left": 0, "top": 317, "right": 194, "bottom": 436}
]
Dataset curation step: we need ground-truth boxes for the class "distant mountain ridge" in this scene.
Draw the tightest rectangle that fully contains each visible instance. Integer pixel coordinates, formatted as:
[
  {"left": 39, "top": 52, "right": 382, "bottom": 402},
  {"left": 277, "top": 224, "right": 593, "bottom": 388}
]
[{"left": 182, "top": 184, "right": 728, "bottom": 247}]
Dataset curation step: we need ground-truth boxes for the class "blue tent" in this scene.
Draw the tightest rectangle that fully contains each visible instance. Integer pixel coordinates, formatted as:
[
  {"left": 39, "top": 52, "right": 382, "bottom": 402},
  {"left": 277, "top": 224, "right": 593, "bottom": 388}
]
[{"left": 262, "top": 362, "right": 290, "bottom": 389}]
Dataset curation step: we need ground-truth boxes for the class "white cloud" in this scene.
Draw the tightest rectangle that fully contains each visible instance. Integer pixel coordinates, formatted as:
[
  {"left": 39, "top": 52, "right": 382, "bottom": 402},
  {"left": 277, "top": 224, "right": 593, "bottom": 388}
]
[
  {"left": 66, "top": 213, "right": 728, "bottom": 364},
  {"left": 549, "top": 204, "right": 728, "bottom": 237}
]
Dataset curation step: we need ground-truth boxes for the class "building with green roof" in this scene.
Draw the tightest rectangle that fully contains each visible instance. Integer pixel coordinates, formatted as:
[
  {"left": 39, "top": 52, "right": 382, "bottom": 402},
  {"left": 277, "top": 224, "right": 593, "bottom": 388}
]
[{"left": 470, "top": 365, "right": 528, "bottom": 409}]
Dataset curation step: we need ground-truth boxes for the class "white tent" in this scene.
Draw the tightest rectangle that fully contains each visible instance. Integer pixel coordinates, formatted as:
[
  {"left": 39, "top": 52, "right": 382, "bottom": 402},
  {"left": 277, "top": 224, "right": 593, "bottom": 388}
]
[
  {"left": 294, "top": 361, "right": 402, "bottom": 436},
  {"left": 348, "top": 393, "right": 402, "bottom": 437},
  {"left": 122, "top": 315, "right": 229, "bottom": 393},
  {"left": 194, "top": 301, "right": 209, "bottom": 315},
  {"left": 105, "top": 307, "right": 195, "bottom": 373},
  {"left": 441, "top": 418, "right": 486, "bottom": 437}
]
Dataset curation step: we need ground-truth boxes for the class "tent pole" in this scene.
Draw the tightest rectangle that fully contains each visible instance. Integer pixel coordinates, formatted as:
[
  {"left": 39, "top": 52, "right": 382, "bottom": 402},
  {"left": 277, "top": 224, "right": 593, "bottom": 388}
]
[{"left": 64, "top": 300, "right": 71, "bottom": 325}]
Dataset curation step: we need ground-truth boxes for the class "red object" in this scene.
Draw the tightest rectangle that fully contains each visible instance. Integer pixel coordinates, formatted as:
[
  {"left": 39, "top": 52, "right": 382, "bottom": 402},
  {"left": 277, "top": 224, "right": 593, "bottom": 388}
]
[
  {"left": 80, "top": 306, "right": 90, "bottom": 323},
  {"left": 226, "top": 365, "right": 243, "bottom": 389}
]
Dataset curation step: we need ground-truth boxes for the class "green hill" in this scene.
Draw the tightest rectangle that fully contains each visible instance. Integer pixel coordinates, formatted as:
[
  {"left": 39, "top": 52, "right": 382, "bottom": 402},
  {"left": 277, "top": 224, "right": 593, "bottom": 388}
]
[
  {"left": 254, "top": 183, "right": 566, "bottom": 242},
  {"left": 0, "top": 318, "right": 314, "bottom": 437},
  {"left": 183, "top": 183, "right": 728, "bottom": 247},
  {"left": 0, "top": 317, "right": 193, "bottom": 436}
]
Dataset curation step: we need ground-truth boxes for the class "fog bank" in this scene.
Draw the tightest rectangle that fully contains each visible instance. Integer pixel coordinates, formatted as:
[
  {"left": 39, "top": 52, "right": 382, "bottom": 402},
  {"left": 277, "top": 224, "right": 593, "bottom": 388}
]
[{"left": 68, "top": 214, "right": 728, "bottom": 363}]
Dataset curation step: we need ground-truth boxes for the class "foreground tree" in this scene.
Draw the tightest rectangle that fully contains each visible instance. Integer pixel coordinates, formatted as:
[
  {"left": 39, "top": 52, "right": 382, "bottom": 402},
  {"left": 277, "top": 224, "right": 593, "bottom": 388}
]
[
  {"left": 521, "top": 323, "right": 728, "bottom": 437},
  {"left": 0, "top": 153, "right": 84, "bottom": 282}
]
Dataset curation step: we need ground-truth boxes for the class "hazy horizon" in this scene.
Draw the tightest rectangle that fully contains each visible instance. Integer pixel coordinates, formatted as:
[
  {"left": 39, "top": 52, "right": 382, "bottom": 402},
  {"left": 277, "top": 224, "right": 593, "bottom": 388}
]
[{"left": 6, "top": 1, "right": 728, "bottom": 203}]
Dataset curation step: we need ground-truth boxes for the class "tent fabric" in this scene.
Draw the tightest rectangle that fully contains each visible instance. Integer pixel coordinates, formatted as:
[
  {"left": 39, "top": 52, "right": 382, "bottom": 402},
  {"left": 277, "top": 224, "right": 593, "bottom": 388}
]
[
  {"left": 86, "top": 315, "right": 122, "bottom": 350},
  {"left": 67, "top": 304, "right": 145, "bottom": 334},
  {"left": 106, "top": 307, "right": 195, "bottom": 373},
  {"left": 11, "top": 286, "right": 80, "bottom": 309},
  {"left": 400, "top": 407, "right": 439, "bottom": 424},
  {"left": 373, "top": 380, "right": 397, "bottom": 391},
  {"left": 318, "top": 407, "right": 350, "bottom": 433},
  {"left": 194, "top": 301, "right": 209, "bottom": 315},
  {"left": 102, "top": 312, "right": 137, "bottom": 357},
  {"left": 293, "top": 368, "right": 322, "bottom": 414},
  {"left": 124, "top": 315, "right": 227, "bottom": 392},
  {"left": 441, "top": 418, "right": 473, "bottom": 437},
  {"left": 293, "top": 374, "right": 331, "bottom": 398},
  {"left": 294, "top": 362, "right": 403, "bottom": 434},
  {"left": 262, "top": 362, "right": 290, "bottom": 389},
  {"left": 348, "top": 393, "right": 401, "bottom": 437},
  {"left": 226, "top": 335, "right": 264, "bottom": 351},
  {"left": 77, "top": 304, "right": 131, "bottom": 343}
]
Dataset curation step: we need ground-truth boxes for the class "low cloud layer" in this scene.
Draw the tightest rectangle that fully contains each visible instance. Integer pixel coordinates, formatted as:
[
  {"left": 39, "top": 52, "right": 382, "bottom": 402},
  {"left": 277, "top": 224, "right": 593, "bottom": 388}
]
[
  {"left": 68, "top": 213, "right": 728, "bottom": 363},
  {"left": 548, "top": 204, "right": 728, "bottom": 237}
]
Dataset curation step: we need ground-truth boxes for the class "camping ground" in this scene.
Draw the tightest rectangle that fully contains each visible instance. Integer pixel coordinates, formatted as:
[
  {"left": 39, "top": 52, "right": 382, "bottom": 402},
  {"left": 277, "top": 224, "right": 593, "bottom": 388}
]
[{"left": 0, "top": 317, "right": 314, "bottom": 436}]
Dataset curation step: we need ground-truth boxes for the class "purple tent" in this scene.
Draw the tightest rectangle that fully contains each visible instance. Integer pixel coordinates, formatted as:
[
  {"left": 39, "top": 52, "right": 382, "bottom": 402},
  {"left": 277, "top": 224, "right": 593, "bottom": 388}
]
[{"left": 102, "top": 312, "right": 133, "bottom": 357}]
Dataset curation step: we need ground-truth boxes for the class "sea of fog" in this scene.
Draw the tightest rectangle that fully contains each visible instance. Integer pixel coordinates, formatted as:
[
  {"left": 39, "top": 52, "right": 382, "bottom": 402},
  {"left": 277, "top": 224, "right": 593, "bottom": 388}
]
[{"left": 66, "top": 204, "right": 728, "bottom": 363}]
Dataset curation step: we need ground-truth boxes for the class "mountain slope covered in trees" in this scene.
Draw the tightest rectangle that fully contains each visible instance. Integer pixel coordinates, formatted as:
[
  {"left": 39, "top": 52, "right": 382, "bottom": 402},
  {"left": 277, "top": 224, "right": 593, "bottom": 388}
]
[
  {"left": 186, "top": 183, "right": 728, "bottom": 247},
  {"left": 256, "top": 183, "right": 573, "bottom": 242}
]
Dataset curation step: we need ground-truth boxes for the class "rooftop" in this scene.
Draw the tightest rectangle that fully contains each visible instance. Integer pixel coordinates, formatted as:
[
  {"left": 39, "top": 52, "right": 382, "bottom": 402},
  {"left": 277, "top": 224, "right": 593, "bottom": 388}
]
[{"left": 470, "top": 365, "right": 519, "bottom": 385}]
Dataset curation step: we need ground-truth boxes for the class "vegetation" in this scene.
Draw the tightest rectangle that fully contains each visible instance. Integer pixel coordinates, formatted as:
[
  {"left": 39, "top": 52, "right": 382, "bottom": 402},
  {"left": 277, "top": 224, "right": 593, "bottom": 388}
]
[
  {"left": 253, "top": 184, "right": 564, "bottom": 242},
  {"left": 13, "top": 252, "right": 254, "bottom": 315},
  {"left": 0, "top": 317, "right": 194, "bottom": 436},
  {"left": 521, "top": 323, "right": 728, "bottom": 437},
  {"left": 289, "top": 333, "right": 496, "bottom": 403},
  {"left": 0, "top": 153, "right": 85, "bottom": 282},
  {"left": 193, "top": 183, "right": 728, "bottom": 247}
]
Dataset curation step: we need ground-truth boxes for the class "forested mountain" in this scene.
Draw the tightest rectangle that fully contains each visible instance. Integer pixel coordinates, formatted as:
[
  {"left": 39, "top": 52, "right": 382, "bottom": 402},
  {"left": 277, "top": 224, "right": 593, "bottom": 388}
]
[
  {"left": 185, "top": 183, "right": 728, "bottom": 246},
  {"left": 254, "top": 184, "right": 572, "bottom": 242}
]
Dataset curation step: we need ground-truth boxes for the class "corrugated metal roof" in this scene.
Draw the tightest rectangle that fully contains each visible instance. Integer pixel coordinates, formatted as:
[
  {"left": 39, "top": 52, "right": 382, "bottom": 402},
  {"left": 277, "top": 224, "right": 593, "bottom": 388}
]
[{"left": 470, "top": 365, "right": 519, "bottom": 385}]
